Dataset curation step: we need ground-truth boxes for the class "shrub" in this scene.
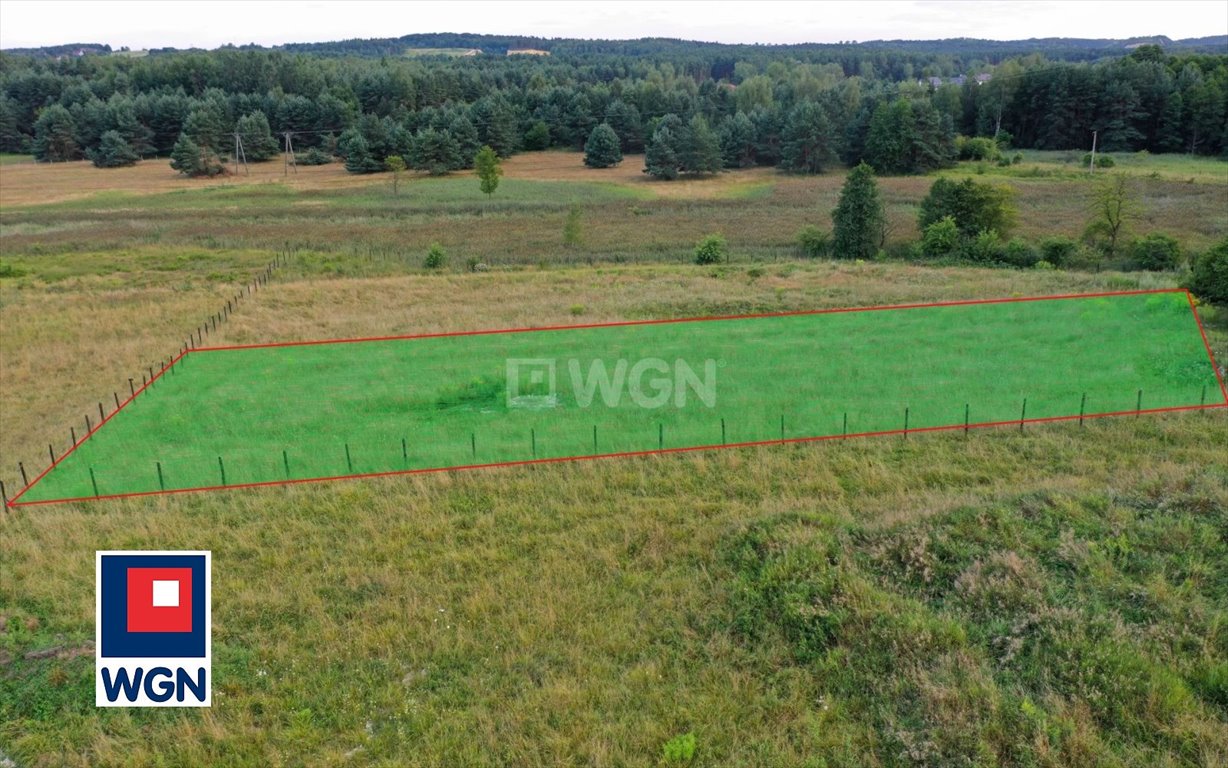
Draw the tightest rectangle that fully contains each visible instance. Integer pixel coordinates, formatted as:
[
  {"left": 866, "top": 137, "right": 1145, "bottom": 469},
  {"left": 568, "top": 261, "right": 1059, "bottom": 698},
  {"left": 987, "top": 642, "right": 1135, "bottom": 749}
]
[
  {"left": 921, "top": 216, "right": 960, "bottom": 259},
  {"left": 962, "top": 229, "right": 1003, "bottom": 263},
  {"left": 662, "top": 732, "right": 697, "bottom": 765},
  {"left": 1002, "top": 238, "right": 1040, "bottom": 268},
  {"left": 1128, "top": 233, "right": 1182, "bottom": 271},
  {"left": 1082, "top": 152, "right": 1115, "bottom": 168},
  {"left": 298, "top": 147, "right": 332, "bottom": 165},
  {"left": 796, "top": 225, "right": 831, "bottom": 259},
  {"left": 694, "top": 234, "right": 727, "bottom": 265},
  {"left": 424, "top": 243, "right": 447, "bottom": 270},
  {"left": 1034, "top": 260, "right": 1056, "bottom": 270},
  {"left": 918, "top": 177, "right": 1016, "bottom": 238},
  {"left": 1186, "top": 238, "right": 1228, "bottom": 305},
  {"left": 1038, "top": 236, "right": 1079, "bottom": 268},
  {"left": 1012, "top": 152, "right": 1023, "bottom": 165},
  {"left": 957, "top": 136, "right": 999, "bottom": 161},
  {"left": 0, "top": 260, "right": 27, "bottom": 278}
]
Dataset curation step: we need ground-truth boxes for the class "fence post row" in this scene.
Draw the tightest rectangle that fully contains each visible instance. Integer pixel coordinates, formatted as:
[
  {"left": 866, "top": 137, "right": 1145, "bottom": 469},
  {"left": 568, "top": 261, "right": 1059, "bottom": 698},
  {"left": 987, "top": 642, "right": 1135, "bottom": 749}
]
[{"left": 11, "top": 250, "right": 296, "bottom": 497}]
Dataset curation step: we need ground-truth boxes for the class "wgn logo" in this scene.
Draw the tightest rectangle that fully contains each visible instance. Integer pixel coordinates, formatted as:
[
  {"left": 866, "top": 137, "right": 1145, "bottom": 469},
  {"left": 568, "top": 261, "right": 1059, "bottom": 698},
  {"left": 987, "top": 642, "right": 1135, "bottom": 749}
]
[
  {"left": 96, "top": 551, "right": 211, "bottom": 707},
  {"left": 506, "top": 357, "right": 718, "bottom": 410}
]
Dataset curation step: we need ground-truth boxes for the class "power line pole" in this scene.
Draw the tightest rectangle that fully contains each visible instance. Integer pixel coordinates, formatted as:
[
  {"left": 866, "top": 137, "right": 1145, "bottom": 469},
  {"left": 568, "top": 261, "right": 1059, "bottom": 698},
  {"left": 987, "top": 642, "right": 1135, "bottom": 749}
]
[
  {"left": 283, "top": 131, "right": 298, "bottom": 176},
  {"left": 232, "top": 132, "right": 249, "bottom": 176},
  {"left": 1088, "top": 130, "right": 1097, "bottom": 174}
]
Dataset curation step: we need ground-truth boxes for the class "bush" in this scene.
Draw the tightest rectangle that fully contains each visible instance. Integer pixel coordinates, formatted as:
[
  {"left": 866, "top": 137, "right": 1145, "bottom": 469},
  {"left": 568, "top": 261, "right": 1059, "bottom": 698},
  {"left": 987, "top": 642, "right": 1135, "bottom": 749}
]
[
  {"left": 298, "top": 147, "right": 333, "bottom": 165},
  {"left": 918, "top": 177, "right": 1016, "bottom": 238},
  {"left": 424, "top": 243, "right": 447, "bottom": 270},
  {"left": 1012, "top": 152, "right": 1023, "bottom": 165},
  {"left": 957, "top": 136, "right": 1000, "bottom": 161},
  {"left": 662, "top": 732, "right": 697, "bottom": 765},
  {"left": 1186, "top": 238, "right": 1228, "bottom": 305},
  {"left": 694, "top": 234, "right": 727, "bottom": 265},
  {"left": 1128, "top": 233, "right": 1182, "bottom": 271},
  {"left": 1038, "top": 236, "right": 1079, "bottom": 267},
  {"left": 962, "top": 230, "right": 1003, "bottom": 263},
  {"left": 921, "top": 217, "right": 960, "bottom": 259},
  {"left": 1002, "top": 238, "right": 1040, "bottom": 268},
  {"left": 1082, "top": 152, "right": 1115, "bottom": 168},
  {"left": 796, "top": 225, "right": 831, "bottom": 259}
]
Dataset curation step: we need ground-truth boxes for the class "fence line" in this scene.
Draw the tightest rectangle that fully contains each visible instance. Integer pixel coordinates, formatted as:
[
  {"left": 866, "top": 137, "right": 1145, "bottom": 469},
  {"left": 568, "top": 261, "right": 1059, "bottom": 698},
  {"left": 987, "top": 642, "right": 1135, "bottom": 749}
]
[{"left": 3, "top": 248, "right": 296, "bottom": 508}]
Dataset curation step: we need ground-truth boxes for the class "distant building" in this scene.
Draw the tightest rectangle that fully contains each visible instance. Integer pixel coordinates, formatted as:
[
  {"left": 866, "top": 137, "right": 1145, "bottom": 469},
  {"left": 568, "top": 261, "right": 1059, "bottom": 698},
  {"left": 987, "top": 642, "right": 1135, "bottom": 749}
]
[
  {"left": 507, "top": 48, "right": 550, "bottom": 56},
  {"left": 975, "top": 72, "right": 993, "bottom": 85},
  {"left": 461, "top": 49, "right": 481, "bottom": 57}
]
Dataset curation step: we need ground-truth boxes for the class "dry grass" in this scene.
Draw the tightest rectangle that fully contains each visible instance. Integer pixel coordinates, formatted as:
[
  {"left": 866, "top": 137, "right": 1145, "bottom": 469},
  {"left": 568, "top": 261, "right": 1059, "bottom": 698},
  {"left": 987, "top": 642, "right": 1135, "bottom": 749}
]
[
  {"left": 2, "top": 156, "right": 1227, "bottom": 766},
  {"left": 0, "top": 258, "right": 1197, "bottom": 489},
  {"left": 0, "top": 156, "right": 378, "bottom": 208},
  {"left": 4, "top": 153, "right": 1224, "bottom": 267}
]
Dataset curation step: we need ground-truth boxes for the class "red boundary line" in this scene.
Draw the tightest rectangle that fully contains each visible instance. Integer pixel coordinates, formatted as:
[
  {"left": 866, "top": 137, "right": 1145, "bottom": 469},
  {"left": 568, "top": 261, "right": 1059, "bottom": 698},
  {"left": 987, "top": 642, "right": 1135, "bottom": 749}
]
[
  {"left": 191, "top": 288, "right": 1185, "bottom": 352},
  {"left": 8, "top": 404, "right": 1226, "bottom": 508},
  {"left": 7, "top": 288, "right": 1224, "bottom": 508},
  {"left": 1187, "top": 291, "right": 1228, "bottom": 404}
]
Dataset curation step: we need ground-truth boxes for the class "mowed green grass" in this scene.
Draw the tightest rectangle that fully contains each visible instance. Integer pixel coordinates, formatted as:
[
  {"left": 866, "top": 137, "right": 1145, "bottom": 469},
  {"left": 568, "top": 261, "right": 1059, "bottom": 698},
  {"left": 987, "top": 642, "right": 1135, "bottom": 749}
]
[{"left": 18, "top": 291, "right": 1220, "bottom": 503}]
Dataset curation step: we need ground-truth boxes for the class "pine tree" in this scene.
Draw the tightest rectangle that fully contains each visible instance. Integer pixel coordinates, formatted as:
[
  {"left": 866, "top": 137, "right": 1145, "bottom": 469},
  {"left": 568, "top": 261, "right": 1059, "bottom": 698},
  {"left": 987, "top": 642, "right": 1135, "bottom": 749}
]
[
  {"left": 169, "top": 132, "right": 223, "bottom": 177},
  {"left": 681, "top": 115, "right": 722, "bottom": 175},
  {"left": 32, "top": 104, "right": 80, "bottom": 162},
  {"left": 779, "top": 102, "right": 836, "bottom": 174},
  {"left": 863, "top": 99, "right": 916, "bottom": 174},
  {"left": 182, "top": 104, "right": 225, "bottom": 152},
  {"left": 583, "top": 123, "right": 622, "bottom": 168},
  {"left": 604, "top": 100, "right": 643, "bottom": 152},
  {"left": 341, "top": 131, "right": 381, "bottom": 174},
  {"left": 644, "top": 126, "right": 681, "bottom": 180},
  {"left": 0, "top": 96, "right": 24, "bottom": 153},
  {"left": 832, "top": 162, "right": 885, "bottom": 260},
  {"left": 411, "top": 128, "right": 463, "bottom": 176},
  {"left": 449, "top": 116, "right": 481, "bottom": 169},
  {"left": 107, "top": 99, "right": 154, "bottom": 157},
  {"left": 474, "top": 145, "right": 502, "bottom": 197},
  {"left": 524, "top": 121, "right": 551, "bottom": 151},
  {"left": 910, "top": 101, "right": 956, "bottom": 171},
  {"left": 235, "top": 111, "right": 279, "bottom": 162},
  {"left": 89, "top": 130, "right": 140, "bottom": 168},
  {"left": 718, "top": 112, "right": 756, "bottom": 168}
]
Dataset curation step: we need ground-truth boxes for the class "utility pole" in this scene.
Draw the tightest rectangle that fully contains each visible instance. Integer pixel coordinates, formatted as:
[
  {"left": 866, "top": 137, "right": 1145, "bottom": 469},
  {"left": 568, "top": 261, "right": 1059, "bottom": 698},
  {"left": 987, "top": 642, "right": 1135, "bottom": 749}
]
[
  {"left": 283, "top": 131, "right": 298, "bottom": 176},
  {"left": 1088, "top": 130, "right": 1097, "bottom": 174},
  {"left": 232, "top": 132, "right": 249, "bottom": 176}
]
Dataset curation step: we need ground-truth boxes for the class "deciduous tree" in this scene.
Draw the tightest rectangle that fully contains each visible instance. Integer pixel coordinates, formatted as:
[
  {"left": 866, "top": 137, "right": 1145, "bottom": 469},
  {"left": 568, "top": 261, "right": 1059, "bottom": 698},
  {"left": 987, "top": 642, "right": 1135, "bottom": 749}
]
[{"left": 474, "top": 144, "right": 502, "bottom": 196}]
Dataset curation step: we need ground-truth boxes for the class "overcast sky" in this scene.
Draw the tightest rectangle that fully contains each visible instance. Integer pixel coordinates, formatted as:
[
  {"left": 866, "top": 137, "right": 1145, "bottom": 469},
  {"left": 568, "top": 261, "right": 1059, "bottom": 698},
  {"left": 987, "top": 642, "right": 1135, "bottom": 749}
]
[{"left": 1, "top": 0, "right": 1225, "bottom": 50}]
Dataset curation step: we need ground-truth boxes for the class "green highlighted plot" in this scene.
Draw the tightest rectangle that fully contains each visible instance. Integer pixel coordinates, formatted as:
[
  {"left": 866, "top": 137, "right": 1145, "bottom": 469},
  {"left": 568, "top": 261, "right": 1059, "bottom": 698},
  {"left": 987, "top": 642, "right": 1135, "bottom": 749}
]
[{"left": 17, "top": 292, "right": 1222, "bottom": 503}]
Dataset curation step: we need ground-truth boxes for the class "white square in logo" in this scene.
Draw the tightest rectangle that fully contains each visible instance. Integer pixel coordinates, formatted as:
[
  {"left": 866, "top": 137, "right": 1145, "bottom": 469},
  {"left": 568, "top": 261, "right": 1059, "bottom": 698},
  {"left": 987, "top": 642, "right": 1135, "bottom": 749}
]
[
  {"left": 505, "top": 358, "right": 556, "bottom": 406},
  {"left": 152, "top": 580, "right": 180, "bottom": 607}
]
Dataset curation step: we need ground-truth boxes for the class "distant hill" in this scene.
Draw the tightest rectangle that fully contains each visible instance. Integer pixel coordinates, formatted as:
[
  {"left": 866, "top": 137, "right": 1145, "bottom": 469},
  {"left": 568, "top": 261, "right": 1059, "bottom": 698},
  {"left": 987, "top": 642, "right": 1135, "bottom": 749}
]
[
  {"left": 1, "top": 42, "right": 111, "bottom": 59},
  {"left": 3, "top": 34, "right": 1225, "bottom": 61}
]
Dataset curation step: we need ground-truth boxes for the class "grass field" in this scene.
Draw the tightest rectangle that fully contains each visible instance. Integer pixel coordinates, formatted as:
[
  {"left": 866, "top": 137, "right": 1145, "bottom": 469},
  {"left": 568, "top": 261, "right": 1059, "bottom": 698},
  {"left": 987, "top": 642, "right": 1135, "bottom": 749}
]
[
  {"left": 2, "top": 149, "right": 1228, "bottom": 767},
  {"left": 13, "top": 291, "right": 1223, "bottom": 504}
]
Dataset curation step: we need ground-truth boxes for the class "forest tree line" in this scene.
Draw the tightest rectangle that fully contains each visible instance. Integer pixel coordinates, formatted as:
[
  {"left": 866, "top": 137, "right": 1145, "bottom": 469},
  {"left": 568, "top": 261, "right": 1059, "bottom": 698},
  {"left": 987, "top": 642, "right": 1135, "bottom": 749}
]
[{"left": 1, "top": 42, "right": 1225, "bottom": 175}]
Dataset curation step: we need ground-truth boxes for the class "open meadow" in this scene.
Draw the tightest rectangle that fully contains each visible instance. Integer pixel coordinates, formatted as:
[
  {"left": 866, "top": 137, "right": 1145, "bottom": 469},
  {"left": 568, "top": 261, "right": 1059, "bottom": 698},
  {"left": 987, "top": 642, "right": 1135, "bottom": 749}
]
[{"left": 2, "top": 150, "right": 1227, "bottom": 766}]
